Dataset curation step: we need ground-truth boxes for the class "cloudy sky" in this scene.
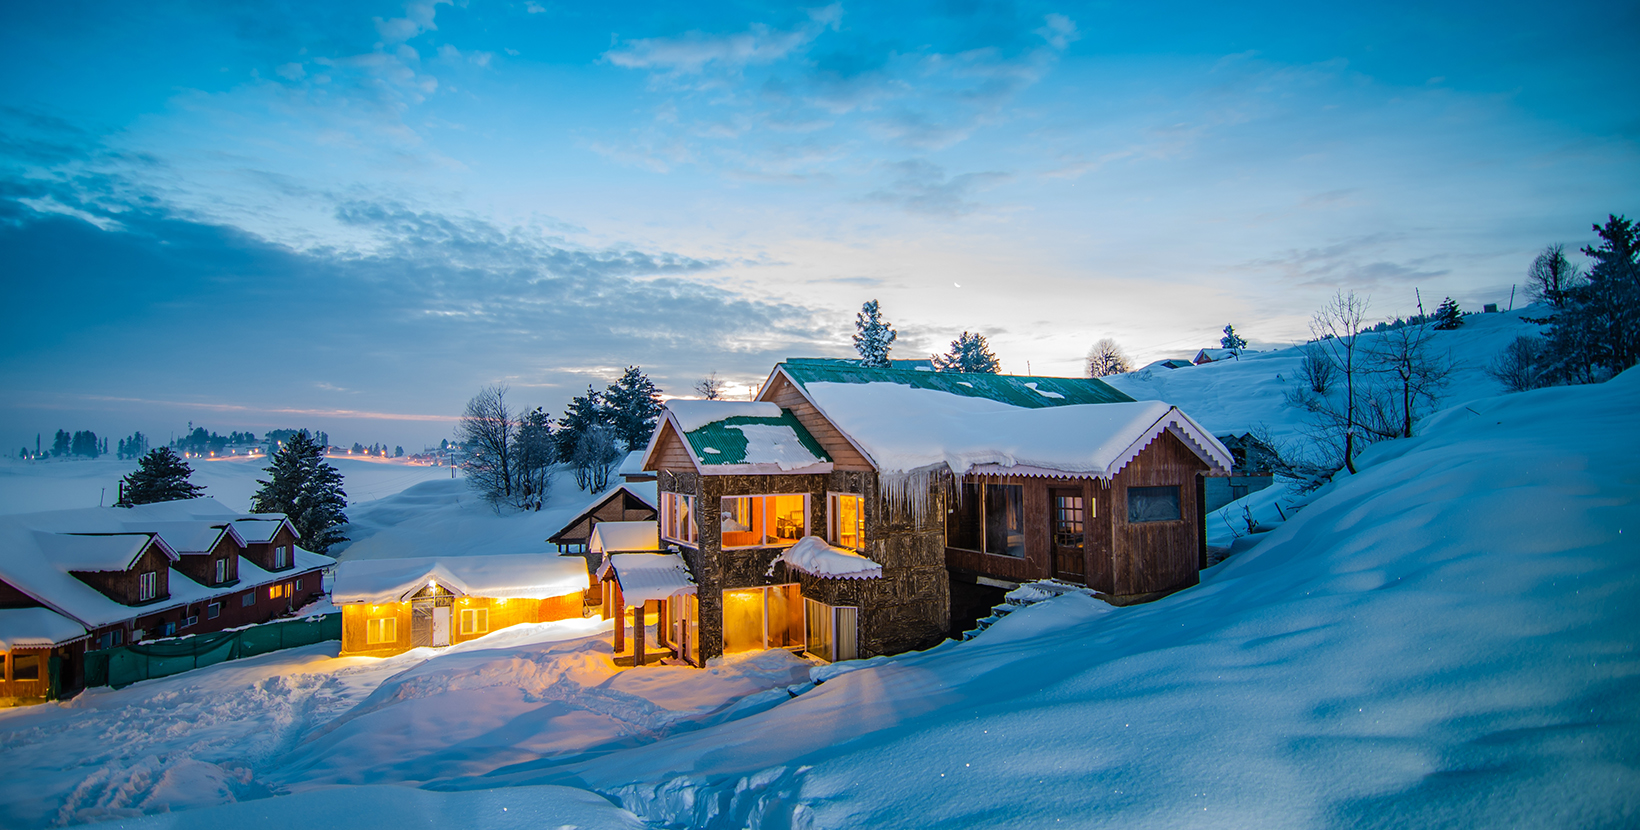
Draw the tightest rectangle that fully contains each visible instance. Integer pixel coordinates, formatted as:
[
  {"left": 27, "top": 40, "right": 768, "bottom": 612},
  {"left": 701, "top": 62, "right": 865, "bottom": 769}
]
[{"left": 2, "top": 0, "right": 1634, "bottom": 452}]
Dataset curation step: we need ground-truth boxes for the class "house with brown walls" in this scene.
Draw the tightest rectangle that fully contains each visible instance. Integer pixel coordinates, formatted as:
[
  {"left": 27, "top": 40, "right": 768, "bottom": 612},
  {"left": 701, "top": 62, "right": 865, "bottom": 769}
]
[
  {"left": 629, "top": 360, "right": 1233, "bottom": 669},
  {"left": 0, "top": 498, "right": 333, "bottom": 704}
]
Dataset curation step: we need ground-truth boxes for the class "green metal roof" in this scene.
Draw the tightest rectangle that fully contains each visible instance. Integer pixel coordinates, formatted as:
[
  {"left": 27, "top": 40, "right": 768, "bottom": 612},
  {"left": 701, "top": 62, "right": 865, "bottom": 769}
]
[
  {"left": 680, "top": 410, "right": 832, "bottom": 467},
  {"left": 777, "top": 361, "right": 1136, "bottom": 408}
]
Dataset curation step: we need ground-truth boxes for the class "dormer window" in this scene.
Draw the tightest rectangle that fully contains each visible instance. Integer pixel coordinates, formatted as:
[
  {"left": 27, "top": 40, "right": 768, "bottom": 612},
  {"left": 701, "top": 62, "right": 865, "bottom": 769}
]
[
  {"left": 138, "top": 571, "right": 157, "bottom": 601},
  {"left": 274, "top": 545, "right": 290, "bottom": 568},
  {"left": 215, "top": 558, "right": 228, "bottom": 583}
]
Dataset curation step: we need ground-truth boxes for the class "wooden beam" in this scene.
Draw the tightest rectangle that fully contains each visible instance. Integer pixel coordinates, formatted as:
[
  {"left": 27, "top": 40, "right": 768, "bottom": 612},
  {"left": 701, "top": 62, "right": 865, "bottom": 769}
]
[
  {"left": 634, "top": 599, "right": 647, "bottom": 667},
  {"left": 612, "top": 584, "right": 625, "bottom": 655}
]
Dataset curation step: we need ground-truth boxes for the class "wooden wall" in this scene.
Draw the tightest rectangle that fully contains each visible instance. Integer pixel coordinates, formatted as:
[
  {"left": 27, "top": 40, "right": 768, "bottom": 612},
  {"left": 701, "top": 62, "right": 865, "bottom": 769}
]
[
  {"left": 71, "top": 541, "right": 171, "bottom": 606},
  {"left": 649, "top": 424, "right": 698, "bottom": 471},
  {"left": 1108, "top": 431, "right": 1209, "bottom": 597},
  {"left": 759, "top": 373, "right": 875, "bottom": 471},
  {"left": 243, "top": 525, "right": 300, "bottom": 572},
  {"left": 0, "top": 647, "right": 53, "bottom": 702},
  {"left": 0, "top": 578, "right": 43, "bottom": 609},
  {"left": 340, "top": 593, "right": 583, "bottom": 656},
  {"left": 171, "top": 531, "right": 241, "bottom": 587}
]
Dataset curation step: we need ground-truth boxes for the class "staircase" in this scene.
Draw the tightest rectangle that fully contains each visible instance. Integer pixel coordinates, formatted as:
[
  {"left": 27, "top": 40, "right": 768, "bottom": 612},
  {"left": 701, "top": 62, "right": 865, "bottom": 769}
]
[{"left": 962, "top": 579, "right": 1104, "bottom": 639}]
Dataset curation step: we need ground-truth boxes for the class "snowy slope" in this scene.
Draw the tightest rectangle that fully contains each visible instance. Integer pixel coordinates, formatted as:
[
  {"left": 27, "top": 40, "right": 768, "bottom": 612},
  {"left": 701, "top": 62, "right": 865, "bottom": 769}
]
[
  {"left": 475, "top": 369, "right": 1638, "bottom": 828},
  {"left": 331, "top": 470, "right": 602, "bottom": 561},
  {"left": 1104, "top": 306, "right": 1550, "bottom": 442},
  {"left": 0, "top": 456, "right": 451, "bottom": 516}
]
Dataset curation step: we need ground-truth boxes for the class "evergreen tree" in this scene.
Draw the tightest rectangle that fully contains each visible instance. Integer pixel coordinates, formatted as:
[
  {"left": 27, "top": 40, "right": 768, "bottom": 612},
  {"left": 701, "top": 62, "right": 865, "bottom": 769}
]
[
  {"left": 51, "top": 430, "right": 71, "bottom": 457},
  {"left": 117, "top": 431, "right": 149, "bottom": 460},
  {"left": 1433, "top": 297, "right": 1464, "bottom": 330},
  {"left": 251, "top": 430, "right": 348, "bottom": 554},
  {"left": 1551, "top": 214, "right": 1640, "bottom": 377},
  {"left": 72, "top": 430, "right": 100, "bottom": 458},
  {"left": 603, "top": 366, "right": 664, "bottom": 451},
  {"left": 554, "top": 386, "right": 608, "bottom": 462},
  {"left": 1220, "top": 324, "right": 1248, "bottom": 353},
  {"left": 932, "top": 332, "right": 1001, "bottom": 373},
  {"left": 853, "top": 299, "right": 897, "bottom": 367},
  {"left": 119, "top": 447, "right": 205, "bottom": 506}
]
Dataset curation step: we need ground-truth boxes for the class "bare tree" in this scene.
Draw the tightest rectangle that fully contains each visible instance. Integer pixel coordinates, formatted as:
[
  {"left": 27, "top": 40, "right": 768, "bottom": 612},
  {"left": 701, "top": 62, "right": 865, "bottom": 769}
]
[
  {"left": 1086, "top": 338, "right": 1132, "bottom": 377},
  {"left": 1299, "top": 341, "right": 1335, "bottom": 394},
  {"left": 572, "top": 424, "right": 621, "bottom": 493},
  {"left": 1527, "top": 243, "right": 1586, "bottom": 308},
  {"left": 1361, "top": 316, "right": 1455, "bottom": 440},
  {"left": 694, "top": 372, "right": 725, "bottom": 400},
  {"left": 1486, "top": 336, "right": 1551, "bottom": 392},
  {"left": 1285, "top": 291, "right": 1369, "bottom": 474},
  {"left": 458, "top": 385, "right": 517, "bottom": 509},
  {"left": 512, "top": 406, "right": 555, "bottom": 511}
]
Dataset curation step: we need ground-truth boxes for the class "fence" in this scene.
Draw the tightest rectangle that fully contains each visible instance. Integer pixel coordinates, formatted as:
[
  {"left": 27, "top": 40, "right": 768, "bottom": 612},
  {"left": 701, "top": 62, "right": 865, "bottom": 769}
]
[{"left": 83, "top": 613, "right": 341, "bottom": 690}]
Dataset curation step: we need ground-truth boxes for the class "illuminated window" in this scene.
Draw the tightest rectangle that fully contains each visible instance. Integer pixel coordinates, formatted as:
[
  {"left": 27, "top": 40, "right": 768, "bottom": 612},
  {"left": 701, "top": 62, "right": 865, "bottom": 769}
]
[
  {"left": 661, "top": 492, "right": 698, "bottom": 545},
  {"left": 804, "top": 598, "right": 859, "bottom": 663},
  {"left": 720, "top": 495, "right": 808, "bottom": 549},
  {"left": 366, "top": 617, "right": 397, "bottom": 645},
  {"left": 138, "top": 571, "right": 158, "bottom": 601},
  {"left": 827, "top": 493, "right": 865, "bottom": 550},
  {"left": 214, "top": 558, "right": 228, "bottom": 583},
  {"left": 269, "top": 583, "right": 290, "bottom": 601},
  {"left": 459, "top": 608, "right": 489, "bottom": 635},
  {"left": 946, "top": 483, "right": 1025, "bottom": 557},
  {"left": 1127, "top": 486, "right": 1182, "bottom": 523},
  {"left": 722, "top": 585, "right": 804, "bottom": 653}
]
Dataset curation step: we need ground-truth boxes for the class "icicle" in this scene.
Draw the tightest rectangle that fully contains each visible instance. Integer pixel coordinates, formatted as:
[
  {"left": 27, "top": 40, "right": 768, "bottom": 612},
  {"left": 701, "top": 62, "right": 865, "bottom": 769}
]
[{"left": 880, "top": 463, "right": 954, "bottom": 526}]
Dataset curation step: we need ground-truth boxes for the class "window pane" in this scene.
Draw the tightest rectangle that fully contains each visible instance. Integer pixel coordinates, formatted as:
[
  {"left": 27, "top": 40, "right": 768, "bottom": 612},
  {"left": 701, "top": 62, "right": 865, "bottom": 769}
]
[
  {"left": 1127, "top": 486, "right": 1182, "bottom": 523},
  {"left": 947, "top": 483, "right": 983, "bottom": 551},
  {"left": 985, "top": 485, "right": 1025, "bottom": 557},
  {"left": 835, "top": 495, "right": 863, "bottom": 550},
  {"left": 722, "top": 496, "right": 759, "bottom": 548},
  {"left": 13, "top": 654, "right": 40, "bottom": 680},
  {"left": 805, "top": 598, "right": 831, "bottom": 660},
  {"left": 766, "top": 585, "right": 803, "bottom": 649},
  {"left": 767, "top": 495, "right": 805, "bottom": 545},
  {"left": 722, "top": 588, "right": 766, "bottom": 653}
]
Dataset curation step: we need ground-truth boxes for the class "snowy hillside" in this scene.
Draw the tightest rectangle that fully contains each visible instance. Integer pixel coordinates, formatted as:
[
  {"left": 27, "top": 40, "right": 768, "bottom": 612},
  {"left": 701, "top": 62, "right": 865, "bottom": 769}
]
[
  {"left": 1105, "top": 306, "right": 1549, "bottom": 441},
  {"left": 0, "top": 456, "right": 451, "bottom": 516}
]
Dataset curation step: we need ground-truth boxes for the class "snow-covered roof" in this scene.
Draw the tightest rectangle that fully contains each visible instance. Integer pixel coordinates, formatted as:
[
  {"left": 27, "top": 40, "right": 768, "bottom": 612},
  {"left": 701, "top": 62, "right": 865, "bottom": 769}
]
[
  {"left": 0, "top": 607, "right": 88, "bottom": 650},
  {"left": 1193, "top": 348, "right": 1242, "bottom": 364},
  {"left": 770, "top": 536, "right": 882, "bottom": 580},
  {"left": 597, "top": 553, "right": 695, "bottom": 603},
  {"left": 616, "top": 450, "right": 648, "bottom": 477},
  {"left": 588, "top": 521, "right": 661, "bottom": 554},
  {"left": 1140, "top": 358, "right": 1196, "bottom": 371},
  {"left": 797, "top": 381, "right": 1233, "bottom": 478},
  {"left": 229, "top": 517, "right": 295, "bottom": 544},
  {"left": 549, "top": 483, "right": 658, "bottom": 544},
  {"left": 32, "top": 531, "right": 170, "bottom": 571},
  {"left": 331, "top": 554, "right": 588, "bottom": 604},
  {"left": 644, "top": 401, "right": 832, "bottom": 475},
  {"left": 136, "top": 522, "right": 244, "bottom": 554}
]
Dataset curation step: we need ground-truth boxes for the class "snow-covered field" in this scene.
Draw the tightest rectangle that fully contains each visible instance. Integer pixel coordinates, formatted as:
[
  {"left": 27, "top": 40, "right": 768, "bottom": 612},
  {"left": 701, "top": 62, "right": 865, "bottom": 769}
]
[{"left": 0, "top": 456, "right": 453, "bottom": 516}]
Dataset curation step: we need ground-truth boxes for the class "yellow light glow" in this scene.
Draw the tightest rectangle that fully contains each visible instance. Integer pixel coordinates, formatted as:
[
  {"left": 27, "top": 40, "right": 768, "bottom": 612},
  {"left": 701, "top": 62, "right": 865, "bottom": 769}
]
[
  {"left": 496, "top": 598, "right": 507, "bottom": 606},
  {"left": 427, "top": 579, "right": 437, "bottom": 589}
]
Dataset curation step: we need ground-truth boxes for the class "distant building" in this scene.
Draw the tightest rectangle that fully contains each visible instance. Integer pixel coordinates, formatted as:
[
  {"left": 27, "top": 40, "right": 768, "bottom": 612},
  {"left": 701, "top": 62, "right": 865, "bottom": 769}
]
[
  {"left": 0, "top": 498, "right": 330, "bottom": 704},
  {"left": 1192, "top": 348, "right": 1247, "bottom": 365},
  {"left": 1140, "top": 358, "right": 1195, "bottom": 372},
  {"left": 1203, "top": 433, "right": 1278, "bottom": 513}
]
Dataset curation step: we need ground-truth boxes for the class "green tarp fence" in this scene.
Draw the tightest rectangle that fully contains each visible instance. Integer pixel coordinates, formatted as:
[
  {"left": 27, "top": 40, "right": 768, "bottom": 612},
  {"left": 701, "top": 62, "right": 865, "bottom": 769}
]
[{"left": 83, "top": 613, "right": 341, "bottom": 690}]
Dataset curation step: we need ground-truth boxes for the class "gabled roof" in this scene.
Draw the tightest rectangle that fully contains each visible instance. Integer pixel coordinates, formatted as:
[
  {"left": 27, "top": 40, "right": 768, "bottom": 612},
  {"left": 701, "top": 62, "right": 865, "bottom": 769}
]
[
  {"left": 547, "top": 482, "right": 658, "bottom": 545},
  {"left": 230, "top": 517, "right": 297, "bottom": 545},
  {"left": 774, "top": 362, "right": 1135, "bottom": 408},
  {"left": 137, "top": 522, "right": 245, "bottom": 555},
  {"left": 589, "top": 521, "right": 661, "bottom": 554},
  {"left": 34, "top": 532, "right": 173, "bottom": 571},
  {"left": 760, "top": 362, "right": 1232, "bottom": 479},
  {"left": 642, "top": 400, "right": 832, "bottom": 475},
  {"left": 331, "top": 554, "right": 588, "bottom": 604},
  {"left": 597, "top": 552, "right": 695, "bottom": 603}
]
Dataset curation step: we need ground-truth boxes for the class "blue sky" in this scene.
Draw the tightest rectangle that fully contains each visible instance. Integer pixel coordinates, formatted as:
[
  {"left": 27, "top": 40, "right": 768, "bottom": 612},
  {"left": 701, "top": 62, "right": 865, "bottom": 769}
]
[{"left": 2, "top": 0, "right": 1635, "bottom": 452}]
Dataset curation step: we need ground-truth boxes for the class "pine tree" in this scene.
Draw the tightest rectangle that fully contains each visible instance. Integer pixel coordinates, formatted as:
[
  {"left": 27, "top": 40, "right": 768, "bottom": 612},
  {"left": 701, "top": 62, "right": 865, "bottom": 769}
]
[
  {"left": 1433, "top": 297, "right": 1464, "bottom": 330},
  {"left": 51, "top": 430, "right": 70, "bottom": 457},
  {"left": 512, "top": 406, "right": 555, "bottom": 510},
  {"left": 554, "top": 386, "right": 608, "bottom": 462},
  {"left": 251, "top": 430, "right": 348, "bottom": 554},
  {"left": 604, "top": 366, "right": 664, "bottom": 451},
  {"left": 119, "top": 448, "right": 205, "bottom": 506},
  {"left": 932, "top": 331, "right": 1001, "bottom": 373},
  {"left": 1220, "top": 324, "right": 1248, "bottom": 353},
  {"left": 854, "top": 300, "right": 898, "bottom": 367}
]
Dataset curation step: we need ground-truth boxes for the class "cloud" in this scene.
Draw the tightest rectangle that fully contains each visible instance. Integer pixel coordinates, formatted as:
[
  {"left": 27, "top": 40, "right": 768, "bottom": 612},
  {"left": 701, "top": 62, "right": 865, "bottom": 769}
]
[
  {"left": 863, "top": 159, "right": 1010, "bottom": 217},
  {"left": 604, "top": 4, "right": 841, "bottom": 75},
  {"left": 1242, "top": 235, "right": 1451, "bottom": 290},
  {"left": 374, "top": 0, "right": 451, "bottom": 44}
]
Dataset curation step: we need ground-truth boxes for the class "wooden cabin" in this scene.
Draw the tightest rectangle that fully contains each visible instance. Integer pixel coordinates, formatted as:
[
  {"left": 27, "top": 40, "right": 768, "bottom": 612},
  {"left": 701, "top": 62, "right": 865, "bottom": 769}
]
[
  {"left": 332, "top": 554, "right": 589, "bottom": 656},
  {"left": 0, "top": 498, "right": 333, "bottom": 703},
  {"left": 548, "top": 482, "right": 657, "bottom": 567},
  {"left": 635, "top": 360, "right": 1232, "bottom": 668}
]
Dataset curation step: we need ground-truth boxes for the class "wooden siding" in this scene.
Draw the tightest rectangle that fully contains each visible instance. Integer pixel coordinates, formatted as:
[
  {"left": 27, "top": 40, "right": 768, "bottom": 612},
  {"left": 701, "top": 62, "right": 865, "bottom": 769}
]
[
  {"left": 1109, "top": 431, "right": 1208, "bottom": 596},
  {"left": 0, "top": 578, "right": 43, "bottom": 609},
  {"left": 1, "top": 647, "right": 54, "bottom": 702},
  {"left": 171, "top": 531, "right": 241, "bottom": 588},
  {"left": 71, "top": 541, "right": 171, "bottom": 606},
  {"left": 242, "top": 525, "right": 300, "bottom": 572},
  {"left": 340, "top": 594, "right": 582, "bottom": 656},
  {"left": 759, "top": 373, "right": 876, "bottom": 471},
  {"left": 648, "top": 423, "right": 698, "bottom": 472}
]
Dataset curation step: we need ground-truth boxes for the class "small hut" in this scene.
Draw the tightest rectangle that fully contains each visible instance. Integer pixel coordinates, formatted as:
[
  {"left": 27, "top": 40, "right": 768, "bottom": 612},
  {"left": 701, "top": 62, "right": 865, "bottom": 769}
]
[
  {"left": 590, "top": 522, "right": 694, "bottom": 666},
  {"left": 333, "top": 554, "right": 589, "bottom": 656}
]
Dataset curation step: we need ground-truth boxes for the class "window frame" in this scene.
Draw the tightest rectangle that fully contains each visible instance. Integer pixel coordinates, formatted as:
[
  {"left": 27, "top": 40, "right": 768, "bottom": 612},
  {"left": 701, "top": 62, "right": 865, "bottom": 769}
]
[
  {"left": 1126, "top": 485, "right": 1184, "bottom": 524},
  {"left": 719, "top": 493, "right": 810, "bottom": 550},
  {"left": 273, "top": 545, "right": 290, "bottom": 569},
  {"left": 459, "top": 607, "right": 489, "bottom": 636},
  {"left": 660, "top": 491, "right": 699, "bottom": 546},
  {"left": 945, "top": 482, "right": 1027, "bottom": 558},
  {"left": 10, "top": 653, "right": 41, "bottom": 681},
  {"left": 207, "top": 602, "right": 221, "bottom": 620},
  {"left": 366, "top": 616, "right": 397, "bottom": 645},
  {"left": 804, "top": 597, "right": 860, "bottom": 663},
  {"left": 137, "top": 571, "right": 157, "bottom": 601},
  {"left": 827, "top": 492, "right": 866, "bottom": 551}
]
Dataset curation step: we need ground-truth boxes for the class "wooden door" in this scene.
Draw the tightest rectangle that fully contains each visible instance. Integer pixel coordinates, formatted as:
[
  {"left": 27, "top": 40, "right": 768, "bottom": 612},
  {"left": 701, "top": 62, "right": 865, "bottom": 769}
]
[{"left": 1051, "top": 489, "right": 1086, "bottom": 581}]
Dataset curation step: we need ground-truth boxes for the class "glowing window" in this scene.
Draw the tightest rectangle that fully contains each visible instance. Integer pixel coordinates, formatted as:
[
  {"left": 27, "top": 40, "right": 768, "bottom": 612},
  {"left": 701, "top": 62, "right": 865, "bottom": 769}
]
[
  {"left": 366, "top": 617, "right": 397, "bottom": 645},
  {"left": 720, "top": 495, "right": 808, "bottom": 549},
  {"left": 460, "top": 608, "right": 489, "bottom": 636},
  {"left": 11, "top": 653, "right": 41, "bottom": 681},
  {"left": 722, "top": 585, "right": 804, "bottom": 654},
  {"left": 269, "top": 583, "right": 290, "bottom": 601},
  {"left": 661, "top": 492, "right": 698, "bottom": 545},
  {"left": 828, "top": 493, "right": 865, "bottom": 550}
]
